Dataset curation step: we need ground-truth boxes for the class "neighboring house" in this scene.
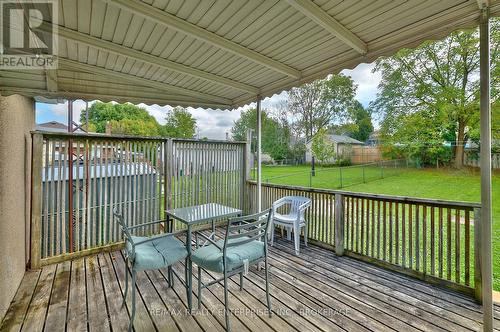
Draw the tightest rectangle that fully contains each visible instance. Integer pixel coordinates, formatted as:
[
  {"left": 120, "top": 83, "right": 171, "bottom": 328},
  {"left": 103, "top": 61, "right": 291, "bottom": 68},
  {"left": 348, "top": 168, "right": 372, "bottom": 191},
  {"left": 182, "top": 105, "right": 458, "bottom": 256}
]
[
  {"left": 37, "top": 120, "right": 89, "bottom": 134},
  {"left": 37, "top": 121, "right": 114, "bottom": 164},
  {"left": 36, "top": 121, "right": 68, "bottom": 132},
  {"left": 305, "top": 134, "right": 364, "bottom": 163},
  {"left": 366, "top": 131, "right": 381, "bottom": 146},
  {"left": 37, "top": 122, "right": 69, "bottom": 163}
]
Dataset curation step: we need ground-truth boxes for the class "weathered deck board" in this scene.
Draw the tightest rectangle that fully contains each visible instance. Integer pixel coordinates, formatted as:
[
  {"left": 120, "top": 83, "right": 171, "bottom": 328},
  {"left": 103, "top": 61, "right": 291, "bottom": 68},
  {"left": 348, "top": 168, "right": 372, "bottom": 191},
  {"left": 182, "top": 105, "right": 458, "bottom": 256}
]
[
  {"left": 273, "top": 239, "right": 500, "bottom": 331},
  {"left": 268, "top": 248, "right": 430, "bottom": 331},
  {"left": 98, "top": 254, "right": 130, "bottom": 332},
  {"left": 86, "top": 255, "right": 111, "bottom": 332},
  {"left": 67, "top": 258, "right": 88, "bottom": 332},
  {"left": 21, "top": 265, "right": 56, "bottom": 332},
  {"left": 0, "top": 270, "right": 41, "bottom": 332},
  {"left": 111, "top": 251, "right": 157, "bottom": 331},
  {"left": 44, "top": 261, "right": 70, "bottom": 332},
  {"left": 1, "top": 238, "right": 499, "bottom": 332},
  {"left": 120, "top": 255, "right": 178, "bottom": 331},
  {"left": 270, "top": 240, "right": 471, "bottom": 331},
  {"left": 302, "top": 244, "right": 482, "bottom": 317}
]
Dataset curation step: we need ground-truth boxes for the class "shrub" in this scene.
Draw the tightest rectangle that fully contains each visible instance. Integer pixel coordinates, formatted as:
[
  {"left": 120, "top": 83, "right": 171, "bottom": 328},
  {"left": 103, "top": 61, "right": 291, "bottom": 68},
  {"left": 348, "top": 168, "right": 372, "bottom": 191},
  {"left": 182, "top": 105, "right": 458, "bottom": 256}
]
[
  {"left": 336, "top": 158, "right": 352, "bottom": 167},
  {"left": 381, "top": 143, "right": 452, "bottom": 167}
]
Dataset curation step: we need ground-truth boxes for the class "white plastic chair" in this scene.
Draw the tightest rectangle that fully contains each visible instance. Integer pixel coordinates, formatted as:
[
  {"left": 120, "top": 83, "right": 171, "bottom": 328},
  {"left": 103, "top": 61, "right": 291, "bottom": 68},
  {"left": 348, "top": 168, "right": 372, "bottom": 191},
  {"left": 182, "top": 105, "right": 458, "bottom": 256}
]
[{"left": 271, "top": 196, "right": 311, "bottom": 255}]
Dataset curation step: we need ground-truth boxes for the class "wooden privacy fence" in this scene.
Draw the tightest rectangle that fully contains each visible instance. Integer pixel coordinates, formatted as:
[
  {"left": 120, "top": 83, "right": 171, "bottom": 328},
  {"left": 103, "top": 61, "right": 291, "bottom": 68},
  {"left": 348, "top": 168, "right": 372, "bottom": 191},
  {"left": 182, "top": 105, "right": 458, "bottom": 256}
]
[
  {"left": 351, "top": 146, "right": 382, "bottom": 164},
  {"left": 247, "top": 181, "right": 482, "bottom": 299},
  {"left": 30, "top": 131, "right": 246, "bottom": 267}
]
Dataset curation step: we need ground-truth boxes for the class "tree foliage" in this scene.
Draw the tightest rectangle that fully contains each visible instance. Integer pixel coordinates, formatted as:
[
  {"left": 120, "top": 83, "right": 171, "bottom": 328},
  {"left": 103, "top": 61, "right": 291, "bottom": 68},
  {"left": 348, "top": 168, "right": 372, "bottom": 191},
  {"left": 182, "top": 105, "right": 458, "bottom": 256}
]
[
  {"left": 288, "top": 74, "right": 357, "bottom": 141},
  {"left": 329, "top": 101, "right": 374, "bottom": 142},
  {"left": 348, "top": 101, "right": 374, "bottom": 142},
  {"left": 82, "top": 103, "right": 197, "bottom": 138},
  {"left": 108, "top": 118, "right": 161, "bottom": 136},
  {"left": 83, "top": 102, "right": 161, "bottom": 136},
  {"left": 372, "top": 20, "right": 499, "bottom": 167},
  {"left": 231, "top": 108, "right": 291, "bottom": 160},
  {"left": 311, "top": 128, "right": 335, "bottom": 164},
  {"left": 162, "top": 106, "right": 196, "bottom": 138}
]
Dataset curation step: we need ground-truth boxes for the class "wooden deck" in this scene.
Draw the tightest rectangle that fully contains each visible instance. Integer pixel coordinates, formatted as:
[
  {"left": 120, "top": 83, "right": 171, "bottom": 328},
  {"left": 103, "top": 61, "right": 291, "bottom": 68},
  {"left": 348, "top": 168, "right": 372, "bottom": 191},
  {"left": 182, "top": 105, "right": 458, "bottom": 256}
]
[{"left": 2, "top": 236, "right": 499, "bottom": 332}]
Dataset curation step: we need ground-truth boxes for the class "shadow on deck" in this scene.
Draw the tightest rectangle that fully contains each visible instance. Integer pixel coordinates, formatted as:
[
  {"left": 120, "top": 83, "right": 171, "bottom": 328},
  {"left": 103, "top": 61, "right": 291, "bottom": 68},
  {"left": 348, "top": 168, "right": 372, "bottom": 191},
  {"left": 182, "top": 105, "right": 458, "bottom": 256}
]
[{"left": 1, "top": 236, "right": 499, "bottom": 332}]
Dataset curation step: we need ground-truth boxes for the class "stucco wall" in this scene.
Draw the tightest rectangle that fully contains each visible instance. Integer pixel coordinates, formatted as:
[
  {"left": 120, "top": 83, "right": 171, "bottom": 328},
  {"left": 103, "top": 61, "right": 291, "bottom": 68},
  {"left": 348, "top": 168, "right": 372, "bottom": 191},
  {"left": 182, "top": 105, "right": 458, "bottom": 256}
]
[{"left": 0, "top": 94, "right": 34, "bottom": 321}]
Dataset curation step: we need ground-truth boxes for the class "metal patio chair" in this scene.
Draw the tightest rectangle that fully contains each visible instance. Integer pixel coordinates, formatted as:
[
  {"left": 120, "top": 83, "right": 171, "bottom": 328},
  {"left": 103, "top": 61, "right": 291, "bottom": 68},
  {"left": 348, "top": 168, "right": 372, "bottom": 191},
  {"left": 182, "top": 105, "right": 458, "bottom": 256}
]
[
  {"left": 113, "top": 208, "right": 188, "bottom": 332},
  {"left": 270, "top": 196, "right": 311, "bottom": 255},
  {"left": 192, "top": 210, "right": 273, "bottom": 332}
]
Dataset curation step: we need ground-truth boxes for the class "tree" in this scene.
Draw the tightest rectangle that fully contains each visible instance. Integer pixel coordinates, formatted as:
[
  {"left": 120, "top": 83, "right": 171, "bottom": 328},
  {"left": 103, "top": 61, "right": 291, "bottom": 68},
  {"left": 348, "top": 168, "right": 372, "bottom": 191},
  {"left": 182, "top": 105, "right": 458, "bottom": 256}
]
[
  {"left": 311, "top": 128, "right": 335, "bottom": 165},
  {"left": 108, "top": 118, "right": 161, "bottom": 136},
  {"left": 231, "top": 108, "right": 290, "bottom": 161},
  {"left": 379, "top": 109, "right": 453, "bottom": 166},
  {"left": 328, "top": 101, "right": 374, "bottom": 142},
  {"left": 288, "top": 141, "right": 306, "bottom": 161},
  {"left": 161, "top": 107, "right": 197, "bottom": 138},
  {"left": 372, "top": 20, "right": 499, "bottom": 168},
  {"left": 83, "top": 102, "right": 161, "bottom": 136},
  {"left": 288, "top": 74, "right": 357, "bottom": 141},
  {"left": 349, "top": 102, "right": 374, "bottom": 142},
  {"left": 269, "top": 100, "right": 306, "bottom": 161}
]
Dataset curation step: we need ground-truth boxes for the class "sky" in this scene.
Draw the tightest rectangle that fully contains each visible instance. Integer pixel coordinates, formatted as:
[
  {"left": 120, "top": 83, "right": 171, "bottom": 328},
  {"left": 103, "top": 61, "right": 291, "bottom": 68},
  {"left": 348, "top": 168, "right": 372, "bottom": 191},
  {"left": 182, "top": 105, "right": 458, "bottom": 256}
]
[{"left": 36, "top": 62, "right": 382, "bottom": 139}]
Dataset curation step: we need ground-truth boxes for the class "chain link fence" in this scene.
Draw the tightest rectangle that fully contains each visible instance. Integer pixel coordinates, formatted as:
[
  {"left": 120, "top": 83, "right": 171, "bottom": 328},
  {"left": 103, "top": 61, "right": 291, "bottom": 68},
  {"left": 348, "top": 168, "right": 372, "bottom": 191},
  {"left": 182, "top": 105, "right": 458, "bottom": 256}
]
[{"left": 260, "top": 159, "right": 411, "bottom": 189}]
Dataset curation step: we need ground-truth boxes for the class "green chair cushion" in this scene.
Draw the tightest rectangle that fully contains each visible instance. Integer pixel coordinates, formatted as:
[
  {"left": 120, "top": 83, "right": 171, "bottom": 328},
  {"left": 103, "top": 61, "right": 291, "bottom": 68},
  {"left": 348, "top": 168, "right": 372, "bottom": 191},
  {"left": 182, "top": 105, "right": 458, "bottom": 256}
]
[
  {"left": 191, "top": 238, "right": 265, "bottom": 273},
  {"left": 126, "top": 234, "right": 188, "bottom": 271}
]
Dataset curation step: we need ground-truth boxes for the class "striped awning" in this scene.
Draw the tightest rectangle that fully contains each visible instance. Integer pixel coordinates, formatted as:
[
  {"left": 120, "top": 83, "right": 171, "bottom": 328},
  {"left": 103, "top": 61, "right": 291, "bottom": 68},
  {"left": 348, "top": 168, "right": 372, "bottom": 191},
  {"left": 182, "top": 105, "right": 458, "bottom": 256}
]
[{"left": 1, "top": 0, "right": 499, "bottom": 109}]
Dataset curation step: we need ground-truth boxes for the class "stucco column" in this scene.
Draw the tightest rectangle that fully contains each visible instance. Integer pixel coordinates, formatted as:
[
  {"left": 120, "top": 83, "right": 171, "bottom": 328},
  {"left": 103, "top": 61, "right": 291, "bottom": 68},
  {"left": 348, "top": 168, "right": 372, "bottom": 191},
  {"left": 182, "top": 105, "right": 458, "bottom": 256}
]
[{"left": 0, "top": 94, "right": 35, "bottom": 321}]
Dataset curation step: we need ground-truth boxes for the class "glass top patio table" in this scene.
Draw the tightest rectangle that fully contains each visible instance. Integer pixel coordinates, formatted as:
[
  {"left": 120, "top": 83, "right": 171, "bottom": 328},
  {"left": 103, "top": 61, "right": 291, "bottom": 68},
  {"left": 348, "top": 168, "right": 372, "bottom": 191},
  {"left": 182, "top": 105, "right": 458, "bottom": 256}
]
[
  {"left": 165, "top": 203, "right": 242, "bottom": 226},
  {"left": 165, "top": 203, "right": 242, "bottom": 311}
]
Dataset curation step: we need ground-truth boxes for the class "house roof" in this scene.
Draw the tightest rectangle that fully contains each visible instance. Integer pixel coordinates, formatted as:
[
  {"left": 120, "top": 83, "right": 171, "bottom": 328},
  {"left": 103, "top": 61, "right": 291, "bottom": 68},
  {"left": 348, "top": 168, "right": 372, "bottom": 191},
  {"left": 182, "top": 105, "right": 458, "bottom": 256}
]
[
  {"left": 306, "top": 134, "right": 363, "bottom": 145},
  {"left": 327, "top": 134, "right": 364, "bottom": 145},
  {"left": 1, "top": 1, "right": 498, "bottom": 109},
  {"left": 36, "top": 121, "right": 68, "bottom": 132}
]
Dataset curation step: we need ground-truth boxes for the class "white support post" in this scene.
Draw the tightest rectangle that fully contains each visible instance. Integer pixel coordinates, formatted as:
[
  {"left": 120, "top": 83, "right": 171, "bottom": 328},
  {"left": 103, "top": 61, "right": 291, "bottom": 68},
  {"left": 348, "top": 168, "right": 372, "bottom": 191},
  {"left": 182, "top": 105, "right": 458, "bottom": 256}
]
[
  {"left": 256, "top": 98, "right": 262, "bottom": 213},
  {"left": 479, "top": 5, "right": 493, "bottom": 332}
]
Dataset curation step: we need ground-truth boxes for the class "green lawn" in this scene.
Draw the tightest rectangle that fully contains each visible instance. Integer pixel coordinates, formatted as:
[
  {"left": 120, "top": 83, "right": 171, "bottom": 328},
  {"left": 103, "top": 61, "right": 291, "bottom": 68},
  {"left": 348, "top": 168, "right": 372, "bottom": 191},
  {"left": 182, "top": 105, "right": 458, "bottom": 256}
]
[{"left": 257, "top": 165, "right": 500, "bottom": 290}]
